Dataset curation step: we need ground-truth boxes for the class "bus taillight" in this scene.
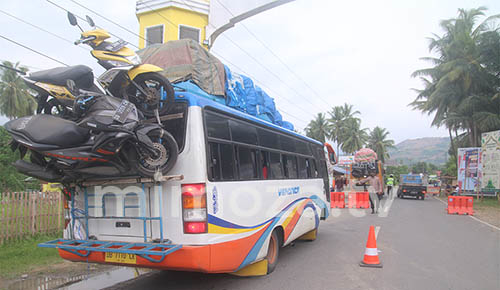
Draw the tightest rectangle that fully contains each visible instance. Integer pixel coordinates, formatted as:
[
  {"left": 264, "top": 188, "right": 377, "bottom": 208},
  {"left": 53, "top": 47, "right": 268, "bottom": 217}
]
[{"left": 181, "top": 183, "right": 207, "bottom": 234}]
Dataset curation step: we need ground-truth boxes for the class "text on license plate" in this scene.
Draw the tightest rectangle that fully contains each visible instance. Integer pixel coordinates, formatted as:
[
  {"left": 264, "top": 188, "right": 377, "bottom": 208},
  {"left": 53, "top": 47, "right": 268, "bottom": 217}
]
[{"left": 104, "top": 252, "right": 136, "bottom": 264}]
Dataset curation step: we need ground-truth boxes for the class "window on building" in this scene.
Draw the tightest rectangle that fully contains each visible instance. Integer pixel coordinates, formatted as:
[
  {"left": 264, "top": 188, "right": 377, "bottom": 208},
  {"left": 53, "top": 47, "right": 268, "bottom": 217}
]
[
  {"left": 146, "top": 25, "right": 163, "bottom": 46},
  {"left": 179, "top": 25, "right": 200, "bottom": 42},
  {"left": 237, "top": 146, "right": 257, "bottom": 180}
]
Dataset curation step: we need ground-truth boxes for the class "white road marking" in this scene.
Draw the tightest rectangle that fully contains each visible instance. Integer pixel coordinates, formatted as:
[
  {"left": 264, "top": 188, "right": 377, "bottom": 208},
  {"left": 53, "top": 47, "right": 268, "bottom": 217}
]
[
  {"left": 375, "top": 226, "right": 380, "bottom": 239},
  {"left": 433, "top": 196, "right": 500, "bottom": 231},
  {"left": 469, "top": 215, "right": 500, "bottom": 231}
]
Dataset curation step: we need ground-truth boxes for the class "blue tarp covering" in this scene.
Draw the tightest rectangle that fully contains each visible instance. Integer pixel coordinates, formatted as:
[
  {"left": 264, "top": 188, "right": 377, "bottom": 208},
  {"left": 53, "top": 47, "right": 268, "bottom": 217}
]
[
  {"left": 224, "top": 65, "right": 294, "bottom": 131},
  {"left": 172, "top": 66, "right": 294, "bottom": 131}
]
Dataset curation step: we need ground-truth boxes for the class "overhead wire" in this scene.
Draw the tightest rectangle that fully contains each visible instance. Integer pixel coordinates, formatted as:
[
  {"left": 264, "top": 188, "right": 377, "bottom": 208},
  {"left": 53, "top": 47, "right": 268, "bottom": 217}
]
[
  {"left": 42, "top": 0, "right": 314, "bottom": 127},
  {"left": 214, "top": 0, "right": 333, "bottom": 108},
  {"left": 45, "top": 0, "right": 140, "bottom": 49},
  {"left": 68, "top": 0, "right": 152, "bottom": 46},
  {"left": 0, "top": 34, "right": 68, "bottom": 66},
  {"left": 0, "top": 8, "right": 91, "bottom": 52},
  {"left": 138, "top": 0, "right": 315, "bottom": 125},
  {"left": 178, "top": 0, "right": 326, "bottom": 113}
]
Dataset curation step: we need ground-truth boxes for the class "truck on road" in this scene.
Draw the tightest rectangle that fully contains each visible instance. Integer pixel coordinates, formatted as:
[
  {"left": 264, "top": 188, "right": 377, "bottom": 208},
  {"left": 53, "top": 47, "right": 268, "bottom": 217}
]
[{"left": 397, "top": 174, "right": 427, "bottom": 200}]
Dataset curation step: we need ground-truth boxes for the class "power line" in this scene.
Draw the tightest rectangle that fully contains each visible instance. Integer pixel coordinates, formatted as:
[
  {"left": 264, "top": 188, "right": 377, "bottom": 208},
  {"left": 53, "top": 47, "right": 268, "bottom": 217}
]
[
  {"left": 0, "top": 9, "right": 91, "bottom": 52},
  {"left": 0, "top": 34, "right": 68, "bottom": 66},
  {"left": 0, "top": 59, "right": 42, "bottom": 71},
  {"left": 178, "top": 0, "right": 325, "bottom": 113},
  {"left": 68, "top": 0, "right": 151, "bottom": 46},
  {"left": 214, "top": 0, "right": 333, "bottom": 108},
  {"left": 138, "top": 0, "right": 315, "bottom": 123},
  {"left": 211, "top": 50, "right": 311, "bottom": 124},
  {"left": 44, "top": 0, "right": 140, "bottom": 49}
]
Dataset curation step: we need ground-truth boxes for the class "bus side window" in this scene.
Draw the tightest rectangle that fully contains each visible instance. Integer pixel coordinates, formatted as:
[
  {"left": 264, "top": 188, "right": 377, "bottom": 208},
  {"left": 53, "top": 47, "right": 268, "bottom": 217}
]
[
  {"left": 284, "top": 155, "right": 298, "bottom": 179},
  {"left": 102, "top": 193, "right": 117, "bottom": 217},
  {"left": 220, "top": 143, "right": 236, "bottom": 180},
  {"left": 208, "top": 143, "right": 221, "bottom": 181},
  {"left": 260, "top": 151, "right": 270, "bottom": 179},
  {"left": 238, "top": 146, "right": 258, "bottom": 180},
  {"left": 269, "top": 152, "right": 283, "bottom": 179},
  {"left": 298, "top": 157, "right": 309, "bottom": 179},
  {"left": 311, "top": 159, "right": 318, "bottom": 178}
]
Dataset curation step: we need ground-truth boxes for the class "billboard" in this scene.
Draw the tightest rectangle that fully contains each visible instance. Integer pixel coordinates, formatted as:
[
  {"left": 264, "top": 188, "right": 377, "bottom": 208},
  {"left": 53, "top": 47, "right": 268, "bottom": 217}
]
[
  {"left": 481, "top": 130, "right": 500, "bottom": 195},
  {"left": 337, "top": 155, "right": 354, "bottom": 166},
  {"left": 457, "top": 147, "right": 481, "bottom": 192}
]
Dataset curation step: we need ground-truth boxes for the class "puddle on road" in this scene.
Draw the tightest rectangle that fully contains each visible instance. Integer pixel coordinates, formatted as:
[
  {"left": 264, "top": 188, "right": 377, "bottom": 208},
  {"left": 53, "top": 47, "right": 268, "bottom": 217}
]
[{"left": 6, "top": 267, "right": 152, "bottom": 290}]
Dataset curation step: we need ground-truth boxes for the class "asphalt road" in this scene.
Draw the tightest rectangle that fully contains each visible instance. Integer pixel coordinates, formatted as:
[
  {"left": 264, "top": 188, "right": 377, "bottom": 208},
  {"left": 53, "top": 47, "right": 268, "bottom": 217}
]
[{"left": 105, "top": 194, "right": 500, "bottom": 290}]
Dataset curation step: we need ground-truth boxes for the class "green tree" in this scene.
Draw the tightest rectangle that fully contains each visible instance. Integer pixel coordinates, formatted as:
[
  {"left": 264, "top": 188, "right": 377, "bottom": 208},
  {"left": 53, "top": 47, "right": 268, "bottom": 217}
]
[
  {"left": 0, "top": 61, "right": 36, "bottom": 119},
  {"left": 340, "top": 118, "right": 367, "bottom": 154},
  {"left": 327, "top": 103, "right": 361, "bottom": 154},
  {"left": 411, "top": 7, "right": 500, "bottom": 149},
  {"left": 367, "top": 126, "right": 395, "bottom": 163},
  {"left": 0, "top": 126, "right": 38, "bottom": 191},
  {"left": 305, "top": 113, "right": 330, "bottom": 143}
]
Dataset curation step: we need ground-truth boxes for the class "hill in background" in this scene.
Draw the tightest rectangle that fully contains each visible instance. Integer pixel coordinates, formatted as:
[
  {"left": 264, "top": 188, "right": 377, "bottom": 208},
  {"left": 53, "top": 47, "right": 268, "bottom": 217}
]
[{"left": 387, "top": 137, "right": 450, "bottom": 165}]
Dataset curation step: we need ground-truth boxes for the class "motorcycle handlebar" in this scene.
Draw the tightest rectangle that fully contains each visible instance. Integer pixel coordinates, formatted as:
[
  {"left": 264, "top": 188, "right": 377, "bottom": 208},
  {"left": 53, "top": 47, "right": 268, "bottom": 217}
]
[{"left": 74, "top": 36, "right": 95, "bottom": 45}]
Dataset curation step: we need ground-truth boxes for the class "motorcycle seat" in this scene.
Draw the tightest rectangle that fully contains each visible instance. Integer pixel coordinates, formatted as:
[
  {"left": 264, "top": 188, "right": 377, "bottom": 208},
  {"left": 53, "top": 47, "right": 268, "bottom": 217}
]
[
  {"left": 6, "top": 114, "right": 90, "bottom": 148},
  {"left": 28, "top": 65, "right": 94, "bottom": 89}
]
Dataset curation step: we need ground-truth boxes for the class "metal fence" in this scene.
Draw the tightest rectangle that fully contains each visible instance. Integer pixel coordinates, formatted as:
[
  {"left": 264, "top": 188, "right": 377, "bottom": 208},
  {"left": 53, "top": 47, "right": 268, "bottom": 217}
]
[{"left": 0, "top": 191, "right": 63, "bottom": 244}]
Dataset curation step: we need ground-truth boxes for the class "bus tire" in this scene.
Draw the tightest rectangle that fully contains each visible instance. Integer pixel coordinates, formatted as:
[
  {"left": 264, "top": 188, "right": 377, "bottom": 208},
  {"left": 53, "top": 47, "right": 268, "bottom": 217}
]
[{"left": 266, "top": 230, "right": 280, "bottom": 274}]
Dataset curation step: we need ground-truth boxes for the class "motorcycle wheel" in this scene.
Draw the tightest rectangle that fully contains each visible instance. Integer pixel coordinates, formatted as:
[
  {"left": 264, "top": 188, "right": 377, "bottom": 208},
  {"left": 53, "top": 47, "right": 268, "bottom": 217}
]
[
  {"left": 134, "top": 129, "right": 179, "bottom": 177},
  {"left": 42, "top": 99, "right": 71, "bottom": 118},
  {"left": 125, "top": 72, "right": 174, "bottom": 118}
]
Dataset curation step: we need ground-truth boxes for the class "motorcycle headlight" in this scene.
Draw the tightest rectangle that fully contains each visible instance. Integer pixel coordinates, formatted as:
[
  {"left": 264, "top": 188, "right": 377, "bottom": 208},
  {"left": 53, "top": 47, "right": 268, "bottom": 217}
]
[{"left": 125, "top": 54, "right": 142, "bottom": 66}]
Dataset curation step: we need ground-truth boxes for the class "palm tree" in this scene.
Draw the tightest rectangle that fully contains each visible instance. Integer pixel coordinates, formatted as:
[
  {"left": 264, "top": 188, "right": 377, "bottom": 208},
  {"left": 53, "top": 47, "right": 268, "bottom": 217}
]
[
  {"left": 340, "top": 118, "right": 367, "bottom": 154},
  {"left": 367, "top": 126, "right": 395, "bottom": 163},
  {"left": 327, "top": 103, "right": 361, "bottom": 154},
  {"left": 0, "top": 61, "right": 36, "bottom": 119},
  {"left": 305, "top": 113, "right": 330, "bottom": 143},
  {"left": 411, "top": 7, "right": 500, "bottom": 147}
]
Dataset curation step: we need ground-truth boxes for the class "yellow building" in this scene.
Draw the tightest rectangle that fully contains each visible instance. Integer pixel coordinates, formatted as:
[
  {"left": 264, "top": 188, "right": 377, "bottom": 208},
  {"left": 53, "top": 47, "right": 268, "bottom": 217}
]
[{"left": 136, "top": 0, "right": 209, "bottom": 49}]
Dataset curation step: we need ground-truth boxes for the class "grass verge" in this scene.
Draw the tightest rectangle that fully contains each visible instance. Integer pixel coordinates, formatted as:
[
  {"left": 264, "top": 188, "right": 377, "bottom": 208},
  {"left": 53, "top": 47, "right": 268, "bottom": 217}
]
[
  {"left": 0, "top": 234, "right": 62, "bottom": 279},
  {"left": 472, "top": 196, "right": 500, "bottom": 209}
]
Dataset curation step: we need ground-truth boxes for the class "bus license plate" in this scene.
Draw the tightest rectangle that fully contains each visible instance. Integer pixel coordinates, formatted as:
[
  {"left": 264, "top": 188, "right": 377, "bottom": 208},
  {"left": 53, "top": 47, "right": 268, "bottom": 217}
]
[{"left": 104, "top": 252, "right": 136, "bottom": 264}]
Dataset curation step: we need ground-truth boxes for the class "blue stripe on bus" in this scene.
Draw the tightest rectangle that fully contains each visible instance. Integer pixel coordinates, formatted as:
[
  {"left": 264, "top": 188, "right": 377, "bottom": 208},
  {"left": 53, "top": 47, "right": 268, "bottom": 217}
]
[
  {"left": 235, "top": 197, "right": 313, "bottom": 271},
  {"left": 174, "top": 92, "right": 322, "bottom": 146}
]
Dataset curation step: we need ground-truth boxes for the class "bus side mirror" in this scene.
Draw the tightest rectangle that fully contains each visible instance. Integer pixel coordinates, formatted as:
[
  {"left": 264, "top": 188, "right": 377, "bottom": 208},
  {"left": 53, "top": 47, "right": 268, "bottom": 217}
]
[{"left": 329, "top": 152, "right": 336, "bottom": 164}]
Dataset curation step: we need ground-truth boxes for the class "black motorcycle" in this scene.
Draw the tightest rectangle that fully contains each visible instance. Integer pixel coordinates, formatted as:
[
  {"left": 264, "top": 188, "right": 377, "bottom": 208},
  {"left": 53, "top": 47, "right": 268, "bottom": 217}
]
[{"left": 5, "top": 91, "right": 178, "bottom": 183}]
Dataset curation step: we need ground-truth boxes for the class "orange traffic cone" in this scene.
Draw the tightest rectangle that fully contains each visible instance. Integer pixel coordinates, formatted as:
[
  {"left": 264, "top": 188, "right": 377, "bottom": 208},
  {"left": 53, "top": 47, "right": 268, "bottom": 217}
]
[{"left": 360, "top": 225, "right": 383, "bottom": 268}]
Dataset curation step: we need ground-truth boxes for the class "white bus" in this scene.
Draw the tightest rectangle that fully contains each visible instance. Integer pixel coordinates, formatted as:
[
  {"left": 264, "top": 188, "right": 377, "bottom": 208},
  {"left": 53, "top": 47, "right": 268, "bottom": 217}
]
[{"left": 41, "top": 92, "right": 331, "bottom": 276}]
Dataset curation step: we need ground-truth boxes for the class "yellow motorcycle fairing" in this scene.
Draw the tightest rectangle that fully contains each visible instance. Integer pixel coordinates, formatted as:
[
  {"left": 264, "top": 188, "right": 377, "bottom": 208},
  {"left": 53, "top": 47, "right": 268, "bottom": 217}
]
[
  {"left": 127, "top": 64, "right": 163, "bottom": 80},
  {"left": 82, "top": 29, "right": 110, "bottom": 46},
  {"left": 34, "top": 82, "right": 75, "bottom": 100},
  {"left": 91, "top": 46, "right": 136, "bottom": 64}
]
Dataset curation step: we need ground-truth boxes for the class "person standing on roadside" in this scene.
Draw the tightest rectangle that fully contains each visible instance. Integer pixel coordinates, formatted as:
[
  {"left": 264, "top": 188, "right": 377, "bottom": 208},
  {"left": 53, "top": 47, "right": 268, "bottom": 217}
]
[
  {"left": 386, "top": 174, "right": 394, "bottom": 196},
  {"left": 358, "top": 172, "right": 383, "bottom": 214}
]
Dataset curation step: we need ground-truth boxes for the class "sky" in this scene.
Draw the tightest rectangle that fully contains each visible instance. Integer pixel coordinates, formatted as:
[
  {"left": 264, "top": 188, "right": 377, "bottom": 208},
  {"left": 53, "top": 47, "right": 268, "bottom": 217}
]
[{"left": 0, "top": 0, "right": 499, "bottom": 144}]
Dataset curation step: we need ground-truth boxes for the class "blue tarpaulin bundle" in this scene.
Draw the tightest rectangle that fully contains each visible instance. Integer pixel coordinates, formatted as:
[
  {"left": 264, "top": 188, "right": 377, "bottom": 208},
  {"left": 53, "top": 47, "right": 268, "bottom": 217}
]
[
  {"left": 224, "top": 65, "right": 294, "bottom": 131},
  {"left": 138, "top": 40, "right": 294, "bottom": 130}
]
